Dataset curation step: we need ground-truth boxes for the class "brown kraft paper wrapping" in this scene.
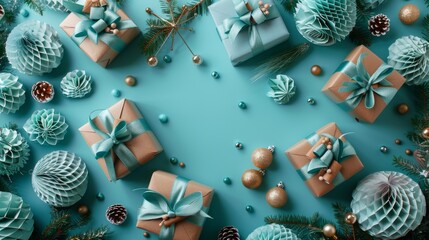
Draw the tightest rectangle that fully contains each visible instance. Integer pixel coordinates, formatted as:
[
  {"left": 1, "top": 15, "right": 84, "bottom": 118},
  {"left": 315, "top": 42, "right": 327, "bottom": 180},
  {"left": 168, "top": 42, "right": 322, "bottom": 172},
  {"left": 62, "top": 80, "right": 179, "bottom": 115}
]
[
  {"left": 60, "top": 10, "right": 140, "bottom": 67},
  {"left": 136, "top": 171, "right": 214, "bottom": 240},
  {"left": 79, "top": 99, "right": 163, "bottom": 181},
  {"left": 285, "top": 122, "right": 364, "bottom": 197},
  {"left": 322, "top": 45, "right": 405, "bottom": 123}
]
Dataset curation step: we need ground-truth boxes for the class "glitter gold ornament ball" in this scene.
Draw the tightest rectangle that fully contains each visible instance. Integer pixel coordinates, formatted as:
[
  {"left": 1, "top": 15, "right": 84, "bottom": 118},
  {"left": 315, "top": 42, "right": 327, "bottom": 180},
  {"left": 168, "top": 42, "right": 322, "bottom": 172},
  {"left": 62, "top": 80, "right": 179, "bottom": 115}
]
[
  {"left": 399, "top": 4, "right": 420, "bottom": 25},
  {"left": 241, "top": 169, "right": 263, "bottom": 189},
  {"left": 266, "top": 182, "right": 288, "bottom": 208},
  {"left": 345, "top": 212, "right": 357, "bottom": 225},
  {"left": 422, "top": 128, "right": 429, "bottom": 139},
  {"left": 322, "top": 224, "right": 337, "bottom": 237},
  {"left": 251, "top": 148, "right": 273, "bottom": 169}
]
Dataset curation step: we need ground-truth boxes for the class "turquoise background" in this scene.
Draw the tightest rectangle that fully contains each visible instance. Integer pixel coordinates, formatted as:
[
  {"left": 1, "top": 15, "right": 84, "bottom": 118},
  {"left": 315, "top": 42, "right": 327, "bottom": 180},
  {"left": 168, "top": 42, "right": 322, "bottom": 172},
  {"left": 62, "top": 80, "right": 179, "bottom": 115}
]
[{"left": 1, "top": 0, "right": 427, "bottom": 239}]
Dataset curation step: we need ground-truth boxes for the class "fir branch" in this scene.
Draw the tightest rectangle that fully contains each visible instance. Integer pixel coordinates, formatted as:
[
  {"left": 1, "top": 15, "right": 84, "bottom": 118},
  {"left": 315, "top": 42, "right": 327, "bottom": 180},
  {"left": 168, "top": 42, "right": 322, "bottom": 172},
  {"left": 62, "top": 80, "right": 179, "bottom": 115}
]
[
  {"left": 187, "top": 0, "right": 212, "bottom": 16},
  {"left": 141, "top": 19, "right": 170, "bottom": 56},
  {"left": 356, "top": 0, "right": 373, "bottom": 22},
  {"left": 251, "top": 43, "right": 310, "bottom": 81},
  {"left": 39, "top": 209, "right": 91, "bottom": 240},
  {"left": 332, "top": 202, "right": 353, "bottom": 239},
  {"left": 281, "top": 0, "right": 298, "bottom": 14},
  {"left": 423, "top": 15, "right": 429, "bottom": 41},
  {"left": 426, "top": 0, "right": 429, "bottom": 8},
  {"left": 348, "top": 25, "right": 372, "bottom": 47},
  {"left": 24, "top": 0, "right": 44, "bottom": 15},
  {"left": 393, "top": 156, "right": 422, "bottom": 177},
  {"left": 265, "top": 213, "right": 326, "bottom": 239},
  {"left": 67, "top": 226, "right": 109, "bottom": 240}
]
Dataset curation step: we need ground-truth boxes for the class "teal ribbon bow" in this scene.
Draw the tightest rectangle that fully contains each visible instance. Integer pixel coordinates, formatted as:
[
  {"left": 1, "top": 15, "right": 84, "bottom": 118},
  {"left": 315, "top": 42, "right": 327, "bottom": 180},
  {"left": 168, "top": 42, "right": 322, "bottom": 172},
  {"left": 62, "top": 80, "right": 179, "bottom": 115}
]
[
  {"left": 138, "top": 176, "right": 211, "bottom": 240},
  {"left": 337, "top": 53, "right": 397, "bottom": 109},
  {"left": 88, "top": 110, "right": 150, "bottom": 181},
  {"left": 223, "top": 0, "right": 278, "bottom": 53},
  {"left": 63, "top": 0, "right": 137, "bottom": 52}
]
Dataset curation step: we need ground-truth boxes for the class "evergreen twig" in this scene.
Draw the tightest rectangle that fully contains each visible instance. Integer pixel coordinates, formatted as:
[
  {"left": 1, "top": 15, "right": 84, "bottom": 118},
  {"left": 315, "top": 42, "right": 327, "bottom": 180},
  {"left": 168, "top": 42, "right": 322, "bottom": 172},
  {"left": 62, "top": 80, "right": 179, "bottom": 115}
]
[
  {"left": 423, "top": 15, "right": 429, "bottom": 41},
  {"left": 281, "top": 0, "right": 298, "bottom": 14},
  {"left": 24, "top": 0, "right": 44, "bottom": 15},
  {"left": 348, "top": 25, "right": 372, "bottom": 47},
  {"left": 67, "top": 226, "right": 109, "bottom": 240}
]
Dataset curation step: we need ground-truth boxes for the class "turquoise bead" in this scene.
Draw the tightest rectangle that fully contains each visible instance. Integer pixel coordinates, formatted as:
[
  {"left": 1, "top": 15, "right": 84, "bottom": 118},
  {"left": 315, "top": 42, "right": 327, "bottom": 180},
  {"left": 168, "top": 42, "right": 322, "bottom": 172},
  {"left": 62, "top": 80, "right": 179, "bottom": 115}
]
[
  {"left": 246, "top": 205, "right": 254, "bottom": 213},
  {"left": 223, "top": 177, "right": 231, "bottom": 184},
  {"left": 96, "top": 193, "right": 105, "bottom": 201},
  {"left": 111, "top": 89, "right": 121, "bottom": 97},
  {"left": 163, "top": 55, "right": 172, "bottom": 63},
  {"left": 169, "top": 157, "right": 178, "bottom": 164},
  {"left": 159, "top": 114, "right": 168, "bottom": 123},
  {"left": 238, "top": 101, "right": 247, "bottom": 109},
  {"left": 20, "top": 9, "right": 29, "bottom": 17},
  {"left": 211, "top": 71, "right": 220, "bottom": 79}
]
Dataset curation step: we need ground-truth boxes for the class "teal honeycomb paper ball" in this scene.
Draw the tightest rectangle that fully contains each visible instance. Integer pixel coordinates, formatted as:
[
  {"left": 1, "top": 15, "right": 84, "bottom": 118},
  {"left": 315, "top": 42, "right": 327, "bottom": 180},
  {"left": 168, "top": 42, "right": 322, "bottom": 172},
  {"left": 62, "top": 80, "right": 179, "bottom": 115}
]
[
  {"left": 267, "top": 74, "right": 296, "bottom": 104},
  {"left": 0, "top": 128, "right": 30, "bottom": 177},
  {"left": 41, "top": 0, "right": 77, "bottom": 11},
  {"left": 351, "top": 171, "right": 426, "bottom": 239},
  {"left": 61, "top": 70, "right": 93, "bottom": 98},
  {"left": 32, "top": 151, "right": 89, "bottom": 207},
  {"left": 6, "top": 20, "right": 63, "bottom": 76},
  {"left": 358, "top": 0, "right": 385, "bottom": 10},
  {"left": 0, "top": 191, "right": 34, "bottom": 240},
  {"left": 388, "top": 36, "right": 429, "bottom": 86},
  {"left": 246, "top": 224, "right": 300, "bottom": 240},
  {"left": 23, "top": 109, "right": 68, "bottom": 145},
  {"left": 0, "top": 73, "right": 25, "bottom": 114},
  {"left": 295, "top": 0, "right": 357, "bottom": 46}
]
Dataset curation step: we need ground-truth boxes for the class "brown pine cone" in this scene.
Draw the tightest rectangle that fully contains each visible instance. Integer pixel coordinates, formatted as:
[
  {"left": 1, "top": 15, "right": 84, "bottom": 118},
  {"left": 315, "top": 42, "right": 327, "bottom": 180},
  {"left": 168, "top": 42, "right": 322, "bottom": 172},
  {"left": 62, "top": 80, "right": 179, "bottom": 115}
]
[
  {"left": 31, "top": 81, "right": 54, "bottom": 103},
  {"left": 105, "top": 204, "right": 127, "bottom": 225},
  {"left": 368, "top": 14, "right": 390, "bottom": 37},
  {"left": 218, "top": 226, "right": 240, "bottom": 240}
]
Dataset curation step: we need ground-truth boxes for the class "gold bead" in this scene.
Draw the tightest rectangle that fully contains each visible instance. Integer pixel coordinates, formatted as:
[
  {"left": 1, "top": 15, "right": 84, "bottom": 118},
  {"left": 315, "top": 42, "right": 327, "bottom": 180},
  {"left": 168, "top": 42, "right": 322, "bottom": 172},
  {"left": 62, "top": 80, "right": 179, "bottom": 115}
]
[
  {"left": 112, "top": 29, "right": 119, "bottom": 35},
  {"left": 322, "top": 224, "right": 337, "bottom": 237},
  {"left": 266, "top": 183, "right": 288, "bottom": 208},
  {"left": 395, "top": 139, "right": 402, "bottom": 145},
  {"left": 405, "top": 149, "right": 413, "bottom": 155},
  {"left": 345, "top": 212, "right": 357, "bottom": 225},
  {"left": 179, "top": 162, "right": 185, "bottom": 168},
  {"left": 311, "top": 65, "right": 322, "bottom": 76},
  {"left": 422, "top": 128, "right": 429, "bottom": 139},
  {"left": 143, "top": 232, "right": 150, "bottom": 238},
  {"left": 241, "top": 169, "right": 263, "bottom": 189},
  {"left": 399, "top": 4, "right": 420, "bottom": 25},
  {"left": 147, "top": 56, "right": 158, "bottom": 67},
  {"left": 110, "top": 23, "right": 117, "bottom": 29},
  {"left": 251, "top": 148, "right": 273, "bottom": 169},
  {"left": 145, "top": 8, "right": 152, "bottom": 14},
  {"left": 192, "top": 55, "right": 203, "bottom": 65},
  {"left": 397, "top": 103, "right": 409, "bottom": 115},
  {"left": 124, "top": 75, "right": 136, "bottom": 86},
  {"left": 78, "top": 205, "right": 89, "bottom": 216}
]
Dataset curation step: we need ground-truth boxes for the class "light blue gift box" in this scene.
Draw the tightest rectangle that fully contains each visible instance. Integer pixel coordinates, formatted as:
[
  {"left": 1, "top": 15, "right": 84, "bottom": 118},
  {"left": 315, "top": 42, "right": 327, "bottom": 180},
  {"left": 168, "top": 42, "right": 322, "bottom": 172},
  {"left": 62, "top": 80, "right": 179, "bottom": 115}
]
[{"left": 209, "top": 0, "right": 290, "bottom": 65}]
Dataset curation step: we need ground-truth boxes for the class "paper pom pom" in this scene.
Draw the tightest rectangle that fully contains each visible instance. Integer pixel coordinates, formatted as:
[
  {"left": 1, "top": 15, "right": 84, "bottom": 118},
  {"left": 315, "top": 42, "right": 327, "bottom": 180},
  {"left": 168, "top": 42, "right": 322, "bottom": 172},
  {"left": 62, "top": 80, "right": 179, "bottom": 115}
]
[
  {"left": 351, "top": 171, "right": 426, "bottom": 239},
  {"left": 0, "top": 128, "right": 30, "bottom": 177},
  {"left": 267, "top": 75, "right": 296, "bottom": 104},
  {"left": 0, "top": 192, "right": 34, "bottom": 240},
  {"left": 32, "top": 151, "right": 88, "bottom": 207},
  {"left": 41, "top": 0, "right": 77, "bottom": 11},
  {"left": 23, "top": 109, "right": 68, "bottom": 145},
  {"left": 358, "top": 0, "right": 385, "bottom": 10},
  {"left": 246, "top": 224, "right": 300, "bottom": 240},
  {"left": 295, "top": 0, "right": 356, "bottom": 46},
  {"left": 388, "top": 36, "right": 429, "bottom": 86},
  {"left": 61, "top": 70, "right": 92, "bottom": 98},
  {"left": 6, "top": 20, "right": 63, "bottom": 75},
  {"left": 0, "top": 73, "right": 25, "bottom": 114}
]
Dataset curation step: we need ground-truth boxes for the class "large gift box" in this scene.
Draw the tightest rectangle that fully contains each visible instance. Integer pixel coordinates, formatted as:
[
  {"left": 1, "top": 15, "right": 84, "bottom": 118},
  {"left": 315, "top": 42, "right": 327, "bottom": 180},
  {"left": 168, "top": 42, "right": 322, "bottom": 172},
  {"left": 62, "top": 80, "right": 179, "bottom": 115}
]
[
  {"left": 79, "top": 99, "right": 163, "bottom": 181},
  {"left": 209, "top": 0, "right": 289, "bottom": 65},
  {"left": 60, "top": 0, "right": 140, "bottom": 67},
  {"left": 137, "top": 171, "right": 214, "bottom": 240},
  {"left": 322, "top": 45, "right": 405, "bottom": 123},
  {"left": 285, "top": 123, "right": 364, "bottom": 197}
]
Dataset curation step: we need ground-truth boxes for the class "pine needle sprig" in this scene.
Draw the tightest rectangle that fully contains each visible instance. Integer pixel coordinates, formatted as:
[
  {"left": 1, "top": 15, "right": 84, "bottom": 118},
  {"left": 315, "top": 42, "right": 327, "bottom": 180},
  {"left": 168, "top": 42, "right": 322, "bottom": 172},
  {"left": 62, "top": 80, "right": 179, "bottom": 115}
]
[
  {"left": 332, "top": 202, "right": 353, "bottom": 238},
  {"left": 24, "top": 0, "right": 44, "bottom": 15},
  {"left": 281, "top": 0, "right": 299, "bottom": 14},
  {"left": 187, "top": 0, "right": 213, "bottom": 16},
  {"left": 393, "top": 156, "right": 423, "bottom": 177},
  {"left": 67, "top": 226, "right": 109, "bottom": 240},
  {"left": 39, "top": 208, "right": 91, "bottom": 240},
  {"left": 251, "top": 43, "right": 310, "bottom": 81},
  {"left": 141, "top": 19, "right": 170, "bottom": 56},
  {"left": 348, "top": 25, "right": 372, "bottom": 47},
  {"left": 423, "top": 15, "right": 429, "bottom": 41},
  {"left": 356, "top": 0, "right": 373, "bottom": 22}
]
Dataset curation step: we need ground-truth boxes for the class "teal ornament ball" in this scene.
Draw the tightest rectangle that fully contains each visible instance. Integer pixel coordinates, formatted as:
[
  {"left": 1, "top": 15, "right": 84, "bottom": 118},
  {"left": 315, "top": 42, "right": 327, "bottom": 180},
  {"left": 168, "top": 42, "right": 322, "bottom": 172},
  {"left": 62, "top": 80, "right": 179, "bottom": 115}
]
[
  {"left": 388, "top": 36, "right": 429, "bottom": 86},
  {"left": 6, "top": 20, "right": 63, "bottom": 75},
  {"left": 295, "top": 0, "right": 356, "bottom": 46},
  {"left": 0, "top": 73, "right": 25, "bottom": 114},
  {"left": 32, "top": 151, "right": 88, "bottom": 207},
  {"left": 40, "top": 0, "right": 77, "bottom": 12},
  {"left": 0, "top": 128, "right": 30, "bottom": 177},
  {"left": 267, "top": 74, "right": 296, "bottom": 104},
  {"left": 23, "top": 109, "right": 68, "bottom": 145},
  {"left": 351, "top": 171, "right": 426, "bottom": 239},
  {"left": 61, "top": 70, "right": 92, "bottom": 98},
  {"left": 246, "top": 224, "right": 301, "bottom": 240},
  {"left": 358, "top": 0, "right": 385, "bottom": 10},
  {"left": 0, "top": 192, "right": 34, "bottom": 240}
]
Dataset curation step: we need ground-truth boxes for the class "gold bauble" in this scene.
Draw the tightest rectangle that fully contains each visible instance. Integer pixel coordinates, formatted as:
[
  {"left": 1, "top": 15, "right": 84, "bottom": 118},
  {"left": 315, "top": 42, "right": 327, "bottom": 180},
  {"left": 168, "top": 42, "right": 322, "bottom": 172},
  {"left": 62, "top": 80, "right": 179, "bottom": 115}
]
[
  {"left": 266, "top": 185, "right": 288, "bottom": 208},
  {"left": 241, "top": 169, "right": 263, "bottom": 189},
  {"left": 344, "top": 212, "right": 357, "bottom": 225},
  {"left": 251, "top": 148, "right": 273, "bottom": 169},
  {"left": 399, "top": 4, "right": 420, "bottom": 25},
  {"left": 124, "top": 75, "right": 136, "bottom": 86},
  {"left": 311, "top": 65, "right": 322, "bottom": 76},
  {"left": 322, "top": 224, "right": 336, "bottom": 237},
  {"left": 147, "top": 56, "right": 158, "bottom": 67},
  {"left": 78, "top": 205, "right": 89, "bottom": 216},
  {"left": 397, "top": 103, "right": 409, "bottom": 115},
  {"left": 422, "top": 128, "right": 429, "bottom": 139},
  {"left": 405, "top": 149, "right": 413, "bottom": 155},
  {"left": 192, "top": 55, "right": 203, "bottom": 65}
]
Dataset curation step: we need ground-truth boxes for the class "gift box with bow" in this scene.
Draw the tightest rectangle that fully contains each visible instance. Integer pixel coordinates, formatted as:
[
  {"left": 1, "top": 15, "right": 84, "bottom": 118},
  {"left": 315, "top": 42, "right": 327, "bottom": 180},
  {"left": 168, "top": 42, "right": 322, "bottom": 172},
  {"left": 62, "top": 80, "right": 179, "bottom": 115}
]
[
  {"left": 208, "top": 0, "right": 289, "bottom": 65},
  {"left": 79, "top": 99, "right": 163, "bottom": 181},
  {"left": 60, "top": 0, "right": 140, "bottom": 67},
  {"left": 137, "top": 171, "right": 214, "bottom": 240},
  {"left": 322, "top": 45, "right": 405, "bottom": 123},
  {"left": 285, "top": 122, "right": 364, "bottom": 197}
]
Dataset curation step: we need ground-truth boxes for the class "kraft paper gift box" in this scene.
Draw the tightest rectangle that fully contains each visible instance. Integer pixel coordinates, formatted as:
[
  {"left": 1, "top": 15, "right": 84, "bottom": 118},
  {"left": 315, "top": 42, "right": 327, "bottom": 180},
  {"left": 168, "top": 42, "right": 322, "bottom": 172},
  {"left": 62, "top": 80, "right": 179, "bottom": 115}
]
[
  {"left": 60, "top": 0, "right": 140, "bottom": 67},
  {"left": 209, "top": 0, "right": 289, "bottom": 65},
  {"left": 79, "top": 99, "right": 163, "bottom": 181},
  {"left": 285, "top": 122, "right": 364, "bottom": 197},
  {"left": 137, "top": 171, "right": 214, "bottom": 240},
  {"left": 322, "top": 45, "right": 405, "bottom": 123}
]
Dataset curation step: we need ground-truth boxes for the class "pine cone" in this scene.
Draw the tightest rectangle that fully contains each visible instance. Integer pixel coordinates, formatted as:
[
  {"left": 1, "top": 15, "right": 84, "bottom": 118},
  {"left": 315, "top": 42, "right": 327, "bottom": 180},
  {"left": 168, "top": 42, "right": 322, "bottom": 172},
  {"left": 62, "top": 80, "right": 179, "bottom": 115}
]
[
  {"left": 218, "top": 226, "right": 240, "bottom": 240},
  {"left": 105, "top": 204, "right": 127, "bottom": 225},
  {"left": 368, "top": 14, "right": 390, "bottom": 36},
  {"left": 31, "top": 81, "right": 54, "bottom": 103}
]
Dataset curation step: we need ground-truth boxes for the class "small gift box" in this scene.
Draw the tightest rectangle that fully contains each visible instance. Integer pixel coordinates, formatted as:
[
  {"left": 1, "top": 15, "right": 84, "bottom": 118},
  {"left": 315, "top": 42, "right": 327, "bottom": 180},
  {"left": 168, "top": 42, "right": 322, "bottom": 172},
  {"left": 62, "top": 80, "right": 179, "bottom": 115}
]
[
  {"left": 60, "top": 0, "right": 140, "bottom": 67},
  {"left": 79, "top": 99, "right": 163, "bottom": 181},
  {"left": 208, "top": 0, "right": 289, "bottom": 65},
  {"left": 137, "top": 171, "right": 214, "bottom": 240},
  {"left": 285, "top": 122, "right": 364, "bottom": 197},
  {"left": 322, "top": 45, "right": 405, "bottom": 123}
]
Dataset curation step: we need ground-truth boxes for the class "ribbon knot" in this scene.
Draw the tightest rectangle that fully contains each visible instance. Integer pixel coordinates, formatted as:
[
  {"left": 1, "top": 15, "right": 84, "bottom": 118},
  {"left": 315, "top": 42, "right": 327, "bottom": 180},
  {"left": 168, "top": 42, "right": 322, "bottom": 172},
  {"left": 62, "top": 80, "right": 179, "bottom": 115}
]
[
  {"left": 338, "top": 53, "right": 397, "bottom": 109},
  {"left": 93, "top": 120, "right": 132, "bottom": 159},
  {"left": 75, "top": 8, "right": 121, "bottom": 44},
  {"left": 167, "top": 211, "right": 176, "bottom": 218}
]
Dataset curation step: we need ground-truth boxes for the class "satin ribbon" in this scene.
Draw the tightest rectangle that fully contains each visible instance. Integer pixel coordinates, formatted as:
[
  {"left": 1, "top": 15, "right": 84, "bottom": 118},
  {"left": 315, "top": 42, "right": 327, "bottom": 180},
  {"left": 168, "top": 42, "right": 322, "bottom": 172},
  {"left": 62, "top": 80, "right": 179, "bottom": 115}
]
[
  {"left": 222, "top": 0, "right": 279, "bottom": 54},
  {"left": 138, "top": 176, "right": 212, "bottom": 240},
  {"left": 337, "top": 53, "right": 397, "bottom": 109},
  {"left": 88, "top": 110, "right": 149, "bottom": 181}
]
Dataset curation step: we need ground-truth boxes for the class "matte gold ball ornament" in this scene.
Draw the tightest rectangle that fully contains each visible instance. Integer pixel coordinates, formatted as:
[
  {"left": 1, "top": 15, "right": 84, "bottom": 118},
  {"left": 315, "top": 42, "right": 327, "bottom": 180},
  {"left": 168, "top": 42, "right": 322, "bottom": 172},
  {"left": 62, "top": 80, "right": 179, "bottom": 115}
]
[
  {"left": 311, "top": 65, "right": 322, "bottom": 76},
  {"left": 399, "top": 4, "right": 420, "bottom": 25},
  {"left": 422, "top": 128, "right": 429, "bottom": 139},
  {"left": 322, "top": 224, "right": 337, "bottom": 238},
  {"left": 241, "top": 169, "right": 264, "bottom": 189},
  {"left": 345, "top": 212, "right": 357, "bottom": 225},
  {"left": 147, "top": 56, "right": 158, "bottom": 67},
  {"left": 192, "top": 55, "right": 203, "bottom": 65},
  {"left": 78, "top": 205, "right": 89, "bottom": 216},
  {"left": 397, "top": 103, "right": 409, "bottom": 115},
  {"left": 124, "top": 75, "right": 136, "bottom": 86},
  {"left": 266, "top": 181, "right": 288, "bottom": 208}
]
